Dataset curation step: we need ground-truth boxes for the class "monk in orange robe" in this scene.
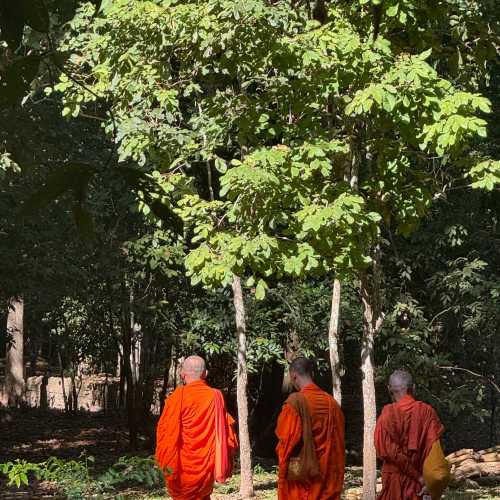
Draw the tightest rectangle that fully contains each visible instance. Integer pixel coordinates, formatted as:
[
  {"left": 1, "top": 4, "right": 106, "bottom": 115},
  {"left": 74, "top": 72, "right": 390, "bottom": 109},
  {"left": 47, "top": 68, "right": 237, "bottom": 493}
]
[
  {"left": 275, "top": 357, "right": 345, "bottom": 500},
  {"left": 155, "top": 355, "right": 238, "bottom": 500},
  {"left": 375, "top": 370, "right": 451, "bottom": 500}
]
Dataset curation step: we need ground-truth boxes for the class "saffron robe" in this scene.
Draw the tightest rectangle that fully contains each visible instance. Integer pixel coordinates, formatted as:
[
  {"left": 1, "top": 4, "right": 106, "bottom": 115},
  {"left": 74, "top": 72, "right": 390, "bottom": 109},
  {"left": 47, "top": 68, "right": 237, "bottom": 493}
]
[
  {"left": 375, "top": 394, "right": 449, "bottom": 500},
  {"left": 155, "top": 380, "right": 238, "bottom": 500},
  {"left": 275, "top": 383, "right": 345, "bottom": 500}
]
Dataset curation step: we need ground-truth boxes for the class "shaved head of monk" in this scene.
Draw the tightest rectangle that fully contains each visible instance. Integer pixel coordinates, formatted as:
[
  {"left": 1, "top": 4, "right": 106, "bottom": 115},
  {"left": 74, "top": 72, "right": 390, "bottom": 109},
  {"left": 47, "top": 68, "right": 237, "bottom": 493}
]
[
  {"left": 289, "top": 356, "right": 315, "bottom": 391},
  {"left": 181, "top": 355, "right": 207, "bottom": 385},
  {"left": 388, "top": 369, "right": 414, "bottom": 402}
]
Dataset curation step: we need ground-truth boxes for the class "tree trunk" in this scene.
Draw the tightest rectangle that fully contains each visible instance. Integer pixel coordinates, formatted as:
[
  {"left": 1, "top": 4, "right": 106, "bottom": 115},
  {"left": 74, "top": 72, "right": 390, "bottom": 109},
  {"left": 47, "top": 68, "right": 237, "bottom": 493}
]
[
  {"left": 57, "top": 350, "right": 69, "bottom": 412},
  {"left": 122, "top": 285, "right": 138, "bottom": 448},
  {"left": 231, "top": 276, "right": 254, "bottom": 499},
  {"left": 122, "top": 323, "right": 138, "bottom": 447},
  {"left": 360, "top": 255, "right": 384, "bottom": 500},
  {"left": 118, "top": 349, "right": 125, "bottom": 409},
  {"left": 69, "top": 360, "right": 80, "bottom": 413},
  {"left": 159, "top": 341, "right": 173, "bottom": 415},
  {"left": 6, "top": 296, "right": 24, "bottom": 407},
  {"left": 131, "top": 317, "right": 141, "bottom": 385},
  {"left": 328, "top": 278, "right": 342, "bottom": 405},
  {"left": 136, "top": 324, "right": 157, "bottom": 449},
  {"left": 282, "top": 328, "right": 301, "bottom": 393}
]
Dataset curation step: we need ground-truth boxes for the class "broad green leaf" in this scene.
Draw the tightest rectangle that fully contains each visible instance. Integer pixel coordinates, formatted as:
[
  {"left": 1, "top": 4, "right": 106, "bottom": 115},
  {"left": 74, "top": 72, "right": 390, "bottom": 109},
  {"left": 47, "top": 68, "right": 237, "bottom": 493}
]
[{"left": 255, "top": 279, "right": 267, "bottom": 300}]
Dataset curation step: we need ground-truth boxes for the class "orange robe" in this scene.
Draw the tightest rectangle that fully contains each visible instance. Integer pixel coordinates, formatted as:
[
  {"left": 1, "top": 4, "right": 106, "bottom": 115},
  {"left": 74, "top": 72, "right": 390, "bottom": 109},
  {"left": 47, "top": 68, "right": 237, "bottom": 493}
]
[
  {"left": 375, "top": 394, "right": 445, "bottom": 500},
  {"left": 275, "top": 383, "right": 345, "bottom": 500},
  {"left": 155, "top": 380, "right": 238, "bottom": 500}
]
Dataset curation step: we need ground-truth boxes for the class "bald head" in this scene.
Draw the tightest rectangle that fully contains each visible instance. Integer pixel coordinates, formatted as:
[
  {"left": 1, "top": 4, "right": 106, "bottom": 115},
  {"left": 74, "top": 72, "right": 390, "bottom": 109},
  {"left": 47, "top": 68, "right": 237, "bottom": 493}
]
[
  {"left": 388, "top": 369, "right": 414, "bottom": 401},
  {"left": 181, "top": 355, "right": 207, "bottom": 385}
]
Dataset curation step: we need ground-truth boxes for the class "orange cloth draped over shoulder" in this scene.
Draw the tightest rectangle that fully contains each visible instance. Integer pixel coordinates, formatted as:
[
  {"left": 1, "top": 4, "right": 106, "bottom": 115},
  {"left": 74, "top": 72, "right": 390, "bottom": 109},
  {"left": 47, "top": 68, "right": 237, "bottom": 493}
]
[
  {"left": 375, "top": 394, "right": 450, "bottom": 500},
  {"left": 155, "top": 380, "right": 238, "bottom": 500},
  {"left": 275, "top": 383, "right": 345, "bottom": 500}
]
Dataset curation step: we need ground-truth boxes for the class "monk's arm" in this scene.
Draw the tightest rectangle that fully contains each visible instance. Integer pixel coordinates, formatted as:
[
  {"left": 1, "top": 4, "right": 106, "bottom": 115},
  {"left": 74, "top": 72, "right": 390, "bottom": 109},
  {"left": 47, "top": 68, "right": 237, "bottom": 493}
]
[
  {"left": 155, "top": 389, "right": 182, "bottom": 477},
  {"left": 275, "top": 403, "right": 302, "bottom": 481},
  {"left": 375, "top": 415, "right": 421, "bottom": 482}
]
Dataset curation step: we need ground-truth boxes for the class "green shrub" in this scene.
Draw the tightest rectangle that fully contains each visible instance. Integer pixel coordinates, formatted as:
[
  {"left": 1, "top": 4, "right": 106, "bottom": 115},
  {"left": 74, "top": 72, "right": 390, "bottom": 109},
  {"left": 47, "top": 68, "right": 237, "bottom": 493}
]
[
  {"left": 0, "top": 454, "right": 164, "bottom": 499},
  {"left": 97, "top": 456, "right": 164, "bottom": 491}
]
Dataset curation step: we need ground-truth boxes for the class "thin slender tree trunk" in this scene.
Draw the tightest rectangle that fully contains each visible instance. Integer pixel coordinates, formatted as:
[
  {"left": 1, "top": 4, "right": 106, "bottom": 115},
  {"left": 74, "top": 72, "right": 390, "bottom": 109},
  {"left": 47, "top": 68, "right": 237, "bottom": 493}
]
[
  {"left": 360, "top": 253, "right": 384, "bottom": 500},
  {"left": 159, "top": 341, "right": 173, "bottom": 415},
  {"left": 360, "top": 302, "right": 377, "bottom": 500},
  {"left": 282, "top": 328, "right": 301, "bottom": 393},
  {"left": 118, "top": 349, "right": 125, "bottom": 409},
  {"left": 122, "top": 323, "right": 138, "bottom": 447},
  {"left": 131, "top": 319, "right": 141, "bottom": 385},
  {"left": 122, "top": 284, "right": 138, "bottom": 448},
  {"left": 70, "top": 360, "right": 80, "bottom": 413},
  {"left": 6, "top": 296, "right": 24, "bottom": 407},
  {"left": 136, "top": 324, "right": 156, "bottom": 449},
  {"left": 328, "top": 278, "right": 342, "bottom": 405},
  {"left": 57, "top": 350, "right": 69, "bottom": 412},
  {"left": 231, "top": 276, "right": 254, "bottom": 499},
  {"left": 70, "top": 367, "right": 76, "bottom": 413},
  {"left": 138, "top": 327, "right": 154, "bottom": 414},
  {"left": 29, "top": 340, "right": 38, "bottom": 377}
]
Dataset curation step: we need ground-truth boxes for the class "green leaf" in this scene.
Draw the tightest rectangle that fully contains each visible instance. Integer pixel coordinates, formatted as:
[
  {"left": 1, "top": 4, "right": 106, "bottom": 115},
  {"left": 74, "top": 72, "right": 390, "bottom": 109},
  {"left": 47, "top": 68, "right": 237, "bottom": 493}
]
[
  {"left": 214, "top": 157, "right": 227, "bottom": 173},
  {"left": 386, "top": 4, "right": 398, "bottom": 17},
  {"left": 418, "top": 48, "right": 433, "bottom": 61},
  {"left": 255, "top": 279, "right": 267, "bottom": 300},
  {"left": 383, "top": 92, "right": 396, "bottom": 112}
]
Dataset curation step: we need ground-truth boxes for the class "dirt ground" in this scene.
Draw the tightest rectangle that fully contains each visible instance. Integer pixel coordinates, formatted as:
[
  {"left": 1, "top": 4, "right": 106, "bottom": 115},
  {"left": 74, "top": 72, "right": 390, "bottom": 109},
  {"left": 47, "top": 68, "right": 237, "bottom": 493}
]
[{"left": 0, "top": 408, "right": 498, "bottom": 499}]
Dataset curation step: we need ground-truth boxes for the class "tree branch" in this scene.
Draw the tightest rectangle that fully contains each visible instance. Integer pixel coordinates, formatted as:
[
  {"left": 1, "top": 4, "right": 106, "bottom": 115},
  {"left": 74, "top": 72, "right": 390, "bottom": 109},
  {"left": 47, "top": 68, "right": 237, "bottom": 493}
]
[{"left": 438, "top": 365, "right": 500, "bottom": 394}]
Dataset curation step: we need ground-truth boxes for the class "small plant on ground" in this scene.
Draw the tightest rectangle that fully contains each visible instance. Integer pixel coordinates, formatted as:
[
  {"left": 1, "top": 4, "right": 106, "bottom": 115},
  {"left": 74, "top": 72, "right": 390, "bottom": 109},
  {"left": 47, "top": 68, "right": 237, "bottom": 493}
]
[
  {"left": 0, "top": 454, "right": 164, "bottom": 499},
  {"left": 97, "top": 456, "right": 164, "bottom": 491}
]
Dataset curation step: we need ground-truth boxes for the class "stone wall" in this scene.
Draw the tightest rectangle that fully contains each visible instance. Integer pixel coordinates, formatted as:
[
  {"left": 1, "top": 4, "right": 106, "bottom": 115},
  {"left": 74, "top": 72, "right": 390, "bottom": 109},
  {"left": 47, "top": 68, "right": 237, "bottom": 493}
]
[{"left": 0, "top": 375, "right": 168, "bottom": 414}]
